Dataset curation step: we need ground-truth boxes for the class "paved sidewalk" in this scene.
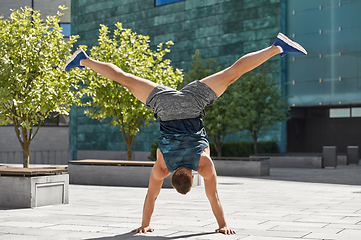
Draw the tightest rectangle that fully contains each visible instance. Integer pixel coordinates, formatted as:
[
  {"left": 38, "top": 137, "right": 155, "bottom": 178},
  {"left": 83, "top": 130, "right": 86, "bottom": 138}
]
[{"left": 0, "top": 165, "right": 360, "bottom": 240}]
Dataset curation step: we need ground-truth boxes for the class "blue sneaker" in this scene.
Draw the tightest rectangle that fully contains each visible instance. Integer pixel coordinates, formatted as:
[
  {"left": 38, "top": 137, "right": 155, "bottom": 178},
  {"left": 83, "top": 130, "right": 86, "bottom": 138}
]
[
  {"left": 64, "top": 48, "right": 88, "bottom": 72},
  {"left": 273, "top": 33, "right": 307, "bottom": 57}
]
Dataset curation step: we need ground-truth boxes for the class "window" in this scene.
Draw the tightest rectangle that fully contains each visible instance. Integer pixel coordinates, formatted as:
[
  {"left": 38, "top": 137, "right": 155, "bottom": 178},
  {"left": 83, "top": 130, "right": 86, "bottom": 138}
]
[
  {"left": 42, "top": 23, "right": 71, "bottom": 38},
  {"left": 330, "top": 108, "right": 350, "bottom": 118},
  {"left": 351, "top": 107, "right": 361, "bottom": 117},
  {"left": 329, "top": 107, "right": 361, "bottom": 118},
  {"left": 42, "top": 114, "right": 69, "bottom": 126},
  {"left": 155, "top": 0, "right": 183, "bottom": 7},
  {"left": 59, "top": 23, "right": 71, "bottom": 37}
]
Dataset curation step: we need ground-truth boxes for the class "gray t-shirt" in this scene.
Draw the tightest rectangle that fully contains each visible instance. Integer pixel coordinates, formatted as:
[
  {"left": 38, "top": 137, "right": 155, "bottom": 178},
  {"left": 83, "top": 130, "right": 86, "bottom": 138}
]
[{"left": 145, "top": 80, "right": 218, "bottom": 121}]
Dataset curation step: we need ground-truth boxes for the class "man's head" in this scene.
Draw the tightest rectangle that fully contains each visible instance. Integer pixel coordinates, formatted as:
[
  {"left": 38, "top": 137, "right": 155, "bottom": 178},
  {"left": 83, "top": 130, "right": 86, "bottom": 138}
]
[{"left": 171, "top": 167, "right": 193, "bottom": 195}]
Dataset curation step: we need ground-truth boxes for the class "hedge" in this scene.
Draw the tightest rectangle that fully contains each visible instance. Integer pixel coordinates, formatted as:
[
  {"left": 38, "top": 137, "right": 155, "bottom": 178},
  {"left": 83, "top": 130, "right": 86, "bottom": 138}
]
[
  {"left": 149, "top": 141, "right": 279, "bottom": 160},
  {"left": 210, "top": 141, "right": 279, "bottom": 157}
]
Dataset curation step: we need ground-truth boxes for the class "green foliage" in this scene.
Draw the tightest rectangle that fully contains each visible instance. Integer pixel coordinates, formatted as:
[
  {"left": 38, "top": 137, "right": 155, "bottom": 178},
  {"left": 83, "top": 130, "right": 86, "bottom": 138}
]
[
  {"left": 184, "top": 50, "right": 222, "bottom": 84},
  {"left": 257, "top": 141, "right": 280, "bottom": 154},
  {"left": 210, "top": 141, "right": 279, "bottom": 157},
  {"left": 233, "top": 64, "right": 290, "bottom": 153},
  {"left": 0, "top": 6, "right": 81, "bottom": 167},
  {"left": 185, "top": 52, "right": 289, "bottom": 156},
  {"left": 203, "top": 92, "right": 237, "bottom": 157},
  {"left": 148, "top": 141, "right": 159, "bottom": 161},
  {"left": 79, "top": 23, "right": 183, "bottom": 160}
]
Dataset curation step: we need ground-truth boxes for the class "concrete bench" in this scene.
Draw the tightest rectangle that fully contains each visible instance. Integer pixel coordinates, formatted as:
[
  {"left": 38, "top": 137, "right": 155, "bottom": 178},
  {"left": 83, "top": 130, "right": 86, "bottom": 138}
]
[
  {"left": 68, "top": 160, "right": 203, "bottom": 188},
  {"left": 0, "top": 167, "right": 68, "bottom": 176},
  {"left": 212, "top": 157, "right": 270, "bottom": 176},
  {"left": 0, "top": 167, "right": 69, "bottom": 209}
]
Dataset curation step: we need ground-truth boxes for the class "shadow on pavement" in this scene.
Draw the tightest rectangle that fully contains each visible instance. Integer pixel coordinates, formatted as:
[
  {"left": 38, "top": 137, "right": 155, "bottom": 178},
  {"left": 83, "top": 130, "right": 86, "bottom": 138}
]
[{"left": 86, "top": 232, "right": 216, "bottom": 240}]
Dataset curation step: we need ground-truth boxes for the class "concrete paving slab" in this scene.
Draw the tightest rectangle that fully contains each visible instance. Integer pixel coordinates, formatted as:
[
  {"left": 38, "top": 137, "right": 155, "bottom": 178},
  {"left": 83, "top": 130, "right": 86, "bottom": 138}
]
[
  {"left": 305, "top": 228, "right": 361, "bottom": 240},
  {"left": 333, "top": 229, "right": 361, "bottom": 240},
  {"left": 0, "top": 226, "right": 80, "bottom": 238},
  {"left": 324, "top": 222, "right": 361, "bottom": 230},
  {"left": 0, "top": 234, "right": 41, "bottom": 240},
  {"left": 0, "top": 220, "right": 56, "bottom": 228},
  {"left": 0, "top": 166, "right": 360, "bottom": 239},
  {"left": 270, "top": 224, "right": 343, "bottom": 234},
  {"left": 240, "top": 237, "right": 322, "bottom": 240}
]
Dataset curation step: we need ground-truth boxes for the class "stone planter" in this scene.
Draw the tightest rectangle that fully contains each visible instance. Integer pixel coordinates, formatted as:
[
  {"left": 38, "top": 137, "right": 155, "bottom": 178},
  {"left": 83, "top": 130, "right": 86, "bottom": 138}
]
[
  {"left": 212, "top": 157, "right": 270, "bottom": 176},
  {"left": 68, "top": 160, "right": 203, "bottom": 188},
  {"left": 0, "top": 167, "right": 69, "bottom": 209}
]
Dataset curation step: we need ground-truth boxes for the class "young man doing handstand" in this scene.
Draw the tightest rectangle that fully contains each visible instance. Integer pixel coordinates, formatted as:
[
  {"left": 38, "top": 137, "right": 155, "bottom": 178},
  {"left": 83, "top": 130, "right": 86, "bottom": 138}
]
[{"left": 65, "top": 33, "right": 307, "bottom": 235}]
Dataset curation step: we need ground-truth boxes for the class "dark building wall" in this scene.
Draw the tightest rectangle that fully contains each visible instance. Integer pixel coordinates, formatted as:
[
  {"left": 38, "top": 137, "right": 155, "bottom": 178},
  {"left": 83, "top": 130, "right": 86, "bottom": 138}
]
[
  {"left": 288, "top": 106, "right": 361, "bottom": 156},
  {"left": 70, "top": 0, "right": 283, "bottom": 156}
]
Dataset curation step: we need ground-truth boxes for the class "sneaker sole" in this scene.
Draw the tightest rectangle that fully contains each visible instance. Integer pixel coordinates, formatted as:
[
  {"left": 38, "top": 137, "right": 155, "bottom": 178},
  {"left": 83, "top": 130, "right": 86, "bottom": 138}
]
[
  {"left": 63, "top": 48, "right": 85, "bottom": 71},
  {"left": 277, "top": 33, "right": 307, "bottom": 55}
]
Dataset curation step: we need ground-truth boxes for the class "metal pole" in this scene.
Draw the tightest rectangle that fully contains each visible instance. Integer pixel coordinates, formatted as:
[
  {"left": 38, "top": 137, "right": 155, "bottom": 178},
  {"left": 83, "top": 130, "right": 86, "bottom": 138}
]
[{"left": 30, "top": 0, "right": 34, "bottom": 22}]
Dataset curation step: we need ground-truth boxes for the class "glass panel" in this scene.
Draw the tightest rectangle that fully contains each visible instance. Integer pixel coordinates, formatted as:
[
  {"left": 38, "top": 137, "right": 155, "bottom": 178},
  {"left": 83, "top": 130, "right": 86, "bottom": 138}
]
[
  {"left": 287, "top": 2, "right": 331, "bottom": 36},
  {"left": 351, "top": 107, "right": 361, "bottom": 117},
  {"left": 335, "top": 28, "right": 361, "bottom": 54},
  {"left": 288, "top": 0, "right": 331, "bottom": 13},
  {"left": 335, "top": 0, "right": 361, "bottom": 30},
  {"left": 330, "top": 108, "right": 350, "bottom": 118}
]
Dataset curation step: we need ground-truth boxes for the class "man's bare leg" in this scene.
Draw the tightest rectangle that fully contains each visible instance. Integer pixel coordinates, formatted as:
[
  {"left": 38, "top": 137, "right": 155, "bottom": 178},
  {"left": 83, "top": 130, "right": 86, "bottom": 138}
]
[
  {"left": 80, "top": 58, "right": 157, "bottom": 104},
  {"left": 201, "top": 45, "right": 280, "bottom": 97},
  {"left": 201, "top": 33, "right": 307, "bottom": 97}
]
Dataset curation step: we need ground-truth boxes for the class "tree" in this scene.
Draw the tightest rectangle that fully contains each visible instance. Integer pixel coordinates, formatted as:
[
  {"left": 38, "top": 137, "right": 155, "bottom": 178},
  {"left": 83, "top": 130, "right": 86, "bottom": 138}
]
[
  {"left": 184, "top": 50, "right": 221, "bottom": 84},
  {"left": 0, "top": 6, "right": 82, "bottom": 168},
  {"left": 185, "top": 50, "right": 236, "bottom": 157},
  {"left": 79, "top": 23, "right": 183, "bottom": 160},
  {"left": 234, "top": 64, "right": 290, "bottom": 154},
  {"left": 203, "top": 94, "right": 236, "bottom": 157}
]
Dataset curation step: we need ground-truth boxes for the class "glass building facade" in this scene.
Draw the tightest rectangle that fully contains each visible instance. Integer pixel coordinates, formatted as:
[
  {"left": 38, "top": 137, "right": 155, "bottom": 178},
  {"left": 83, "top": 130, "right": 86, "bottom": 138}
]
[
  {"left": 70, "top": 0, "right": 284, "bottom": 159},
  {"left": 68, "top": 0, "right": 361, "bottom": 158},
  {"left": 286, "top": 0, "right": 361, "bottom": 106}
]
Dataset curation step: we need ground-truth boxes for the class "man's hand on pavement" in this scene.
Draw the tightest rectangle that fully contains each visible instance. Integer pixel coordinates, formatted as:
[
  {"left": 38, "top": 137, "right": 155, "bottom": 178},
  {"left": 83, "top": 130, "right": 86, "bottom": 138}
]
[
  {"left": 131, "top": 226, "right": 154, "bottom": 234},
  {"left": 216, "top": 226, "right": 236, "bottom": 235}
]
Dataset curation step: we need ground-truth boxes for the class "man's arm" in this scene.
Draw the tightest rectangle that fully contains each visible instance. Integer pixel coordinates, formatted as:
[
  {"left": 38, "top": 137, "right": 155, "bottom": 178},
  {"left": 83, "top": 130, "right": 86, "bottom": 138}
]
[
  {"left": 198, "top": 154, "right": 236, "bottom": 235},
  {"left": 132, "top": 151, "right": 170, "bottom": 233},
  {"left": 132, "top": 171, "right": 163, "bottom": 233}
]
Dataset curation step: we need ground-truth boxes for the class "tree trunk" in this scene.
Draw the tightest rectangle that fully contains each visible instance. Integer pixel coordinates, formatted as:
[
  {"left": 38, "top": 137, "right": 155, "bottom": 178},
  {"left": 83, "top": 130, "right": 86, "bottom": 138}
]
[
  {"left": 23, "top": 145, "right": 30, "bottom": 168},
  {"left": 252, "top": 132, "right": 258, "bottom": 154},
  {"left": 124, "top": 134, "right": 135, "bottom": 161},
  {"left": 127, "top": 145, "right": 133, "bottom": 161},
  {"left": 13, "top": 117, "right": 42, "bottom": 168},
  {"left": 13, "top": 120, "right": 31, "bottom": 168},
  {"left": 213, "top": 133, "right": 223, "bottom": 157},
  {"left": 21, "top": 125, "right": 31, "bottom": 168},
  {"left": 214, "top": 141, "right": 223, "bottom": 157}
]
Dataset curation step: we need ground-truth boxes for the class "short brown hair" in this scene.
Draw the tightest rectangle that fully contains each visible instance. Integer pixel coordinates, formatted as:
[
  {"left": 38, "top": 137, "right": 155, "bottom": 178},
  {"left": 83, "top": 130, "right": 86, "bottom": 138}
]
[{"left": 171, "top": 167, "right": 193, "bottom": 195}]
